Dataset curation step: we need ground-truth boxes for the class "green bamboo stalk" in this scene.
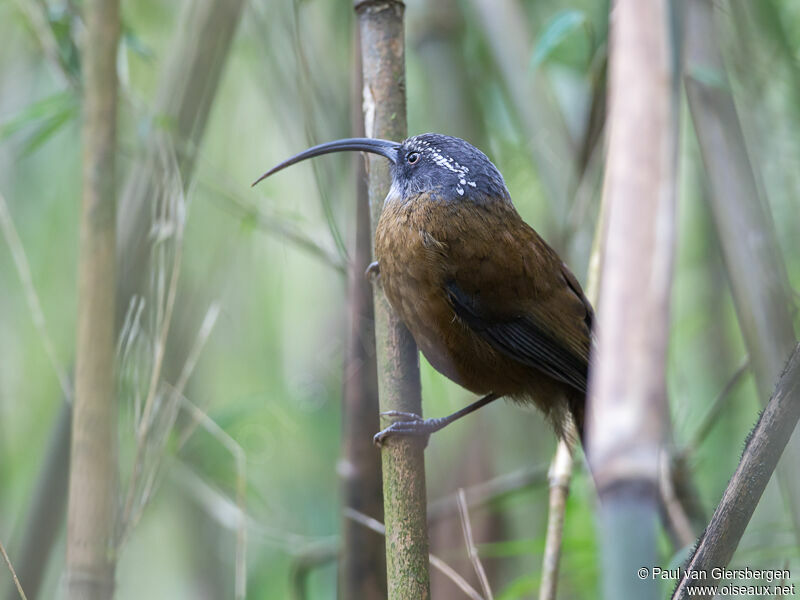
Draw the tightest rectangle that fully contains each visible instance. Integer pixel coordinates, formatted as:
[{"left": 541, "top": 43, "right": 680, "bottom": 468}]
[
  {"left": 6, "top": 3, "right": 245, "bottom": 598},
  {"left": 539, "top": 146, "right": 609, "bottom": 600},
  {"left": 338, "top": 21, "right": 387, "bottom": 600},
  {"left": 65, "top": 0, "right": 120, "bottom": 597},
  {"left": 355, "top": 1, "right": 430, "bottom": 598},
  {"left": 5, "top": 402, "right": 70, "bottom": 600},
  {"left": 117, "top": 0, "right": 245, "bottom": 314},
  {"left": 684, "top": 0, "right": 800, "bottom": 543}
]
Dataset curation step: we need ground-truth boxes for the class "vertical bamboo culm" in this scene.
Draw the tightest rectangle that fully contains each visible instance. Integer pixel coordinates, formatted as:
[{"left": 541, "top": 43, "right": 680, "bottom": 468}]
[
  {"left": 338, "top": 19, "right": 387, "bottom": 600},
  {"left": 684, "top": 0, "right": 800, "bottom": 542},
  {"left": 355, "top": 1, "right": 431, "bottom": 598},
  {"left": 587, "top": 0, "right": 679, "bottom": 599},
  {"left": 65, "top": 0, "right": 120, "bottom": 597}
]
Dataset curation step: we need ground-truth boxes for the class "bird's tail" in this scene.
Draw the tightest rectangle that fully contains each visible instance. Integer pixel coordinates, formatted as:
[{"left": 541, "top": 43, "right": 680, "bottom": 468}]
[{"left": 567, "top": 392, "right": 587, "bottom": 448}]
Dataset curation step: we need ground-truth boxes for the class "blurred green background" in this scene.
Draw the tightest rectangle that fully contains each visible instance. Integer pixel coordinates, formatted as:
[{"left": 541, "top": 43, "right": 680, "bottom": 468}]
[{"left": 1, "top": 0, "right": 799, "bottom": 598}]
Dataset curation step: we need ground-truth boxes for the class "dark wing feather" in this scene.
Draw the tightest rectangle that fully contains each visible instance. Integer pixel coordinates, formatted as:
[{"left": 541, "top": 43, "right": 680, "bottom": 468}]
[{"left": 445, "top": 281, "right": 589, "bottom": 393}]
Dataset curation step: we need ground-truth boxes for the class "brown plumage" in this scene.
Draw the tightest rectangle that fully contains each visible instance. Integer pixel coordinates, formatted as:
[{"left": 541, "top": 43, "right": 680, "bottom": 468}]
[
  {"left": 253, "top": 133, "right": 593, "bottom": 444},
  {"left": 375, "top": 187, "right": 592, "bottom": 442}
]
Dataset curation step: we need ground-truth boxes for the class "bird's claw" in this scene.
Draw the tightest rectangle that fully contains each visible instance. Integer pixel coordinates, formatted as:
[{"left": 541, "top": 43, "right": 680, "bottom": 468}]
[
  {"left": 365, "top": 261, "right": 380, "bottom": 283},
  {"left": 380, "top": 410, "right": 423, "bottom": 421},
  {"left": 373, "top": 411, "right": 436, "bottom": 447}
]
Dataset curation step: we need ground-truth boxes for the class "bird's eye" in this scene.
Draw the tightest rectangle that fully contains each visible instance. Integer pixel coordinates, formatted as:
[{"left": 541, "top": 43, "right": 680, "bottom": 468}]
[{"left": 407, "top": 152, "right": 420, "bottom": 165}]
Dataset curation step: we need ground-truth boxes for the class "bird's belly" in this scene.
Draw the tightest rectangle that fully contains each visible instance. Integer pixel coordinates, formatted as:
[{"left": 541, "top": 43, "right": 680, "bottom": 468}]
[
  {"left": 393, "top": 289, "right": 490, "bottom": 392},
  {"left": 374, "top": 206, "right": 458, "bottom": 381},
  {"left": 388, "top": 281, "right": 540, "bottom": 398},
  {"left": 375, "top": 251, "right": 522, "bottom": 396},
  {"left": 400, "top": 294, "right": 481, "bottom": 391}
]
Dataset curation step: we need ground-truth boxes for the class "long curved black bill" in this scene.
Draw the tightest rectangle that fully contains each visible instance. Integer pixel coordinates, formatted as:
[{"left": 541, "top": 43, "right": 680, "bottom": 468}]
[{"left": 251, "top": 137, "right": 400, "bottom": 187}]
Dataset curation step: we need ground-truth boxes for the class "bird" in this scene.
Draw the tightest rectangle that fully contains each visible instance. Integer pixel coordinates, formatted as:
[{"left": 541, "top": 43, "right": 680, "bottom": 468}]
[{"left": 253, "top": 133, "right": 593, "bottom": 446}]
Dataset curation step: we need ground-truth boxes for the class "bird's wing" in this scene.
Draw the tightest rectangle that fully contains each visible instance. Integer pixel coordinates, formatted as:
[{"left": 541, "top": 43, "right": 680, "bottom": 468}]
[
  {"left": 445, "top": 279, "right": 589, "bottom": 393},
  {"left": 441, "top": 206, "right": 593, "bottom": 394}
]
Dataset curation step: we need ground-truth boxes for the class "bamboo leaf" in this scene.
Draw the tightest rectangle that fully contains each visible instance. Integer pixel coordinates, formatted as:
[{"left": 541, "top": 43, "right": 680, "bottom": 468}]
[
  {"left": 20, "top": 103, "right": 77, "bottom": 156},
  {"left": 122, "top": 26, "right": 154, "bottom": 60},
  {"left": 0, "top": 92, "right": 76, "bottom": 139},
  {"left": 531, "top": 10, "right": 589, "bottom": 67},
  {"left": 0, "top": 92, "right": 78, "bottom": 156}
]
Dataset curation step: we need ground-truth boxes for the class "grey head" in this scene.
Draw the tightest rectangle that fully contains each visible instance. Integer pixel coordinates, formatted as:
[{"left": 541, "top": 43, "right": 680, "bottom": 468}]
[
  {"left": 390, "top": 134, "right": 510, "bottom": 204},
  {"left": 253, "top": 132, "right": 511, "bottom": 206}
]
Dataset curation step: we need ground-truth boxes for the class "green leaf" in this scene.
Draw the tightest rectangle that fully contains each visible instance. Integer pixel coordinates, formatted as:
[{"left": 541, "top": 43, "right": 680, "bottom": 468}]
[
  {"left": 47, "top": 5, "right": 82, "bottom": 79},
  {"left": 123, "top": 26, "right": 155, "bottom": 60},
  {"left": 20, "top": 104, "right": 76, "bottom": 157},
  {"left": 531, "top": 10, "right": 589, "bottom": 67},
  {"left": 0, "top": 91, "right": 75, "bottom": 139},
  {"left": 0, "top": 91, "right": 78, "bottom": 156}
]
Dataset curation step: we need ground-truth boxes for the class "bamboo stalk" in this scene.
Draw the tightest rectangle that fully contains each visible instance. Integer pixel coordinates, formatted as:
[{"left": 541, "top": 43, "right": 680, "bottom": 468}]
[
  {"left": 355, "top": 1, "right": 430, "bottom": 598},
  {"left": 672, "top": 343, "right": 800, "bottom": 600},
  {"left": 456, "top": 489, "right": 493, "bottom": 600},
  {"left": 65, "top": 0, "right": 120, "bottom": 597},
  {"left": 684, "top": 0, "right": 800, "bottom": 542},
  {"left": 539, "top": 157, "right": 609, "bottom": 600},
  {"left": 344, "top": 509, "right": 483, "bottom": 600},
  {"left": 6, "top": 3, "right": 245, "bottom": 597},
  {"left": 0, "top": 192, "right": 73, "bottom": 600},
  {"left": 117, "top": 0, "right": 245, "bottom": 316},
  {"left": 5, "top": 402, "right": 70, "bottom": 600},
  {"left": 112, "top": 1, "right": 244, "bottom": 581},
  {"left": 587, "top": 1, "right": 679, "bottom": 599},
  {"left": 338, "top": 20, "right": 386, "bottom": 600},
  {"left": 538, "top": 440, "right": 573, "bottom": 600}
]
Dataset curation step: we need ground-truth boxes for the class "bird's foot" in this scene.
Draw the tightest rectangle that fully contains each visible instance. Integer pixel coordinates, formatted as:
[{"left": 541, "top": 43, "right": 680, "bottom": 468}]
[
  {"left": 373, "top": 394, "right": 502, "bottom": 447},
  {"left": 373, "top": 410, "right": 444, "bottom": 447},
  {"left": 365, "top": 261, "right": 380, "bottom": 283}
]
